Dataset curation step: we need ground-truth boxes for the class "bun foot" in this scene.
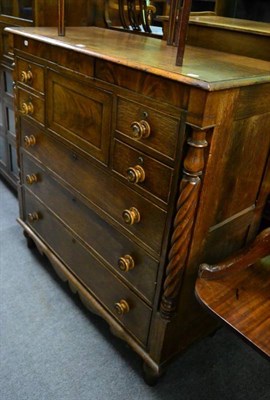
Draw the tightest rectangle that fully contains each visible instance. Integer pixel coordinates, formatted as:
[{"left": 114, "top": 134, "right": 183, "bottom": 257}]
[{"left": 142, "top": 362, "right": 165, "bottom": 386}]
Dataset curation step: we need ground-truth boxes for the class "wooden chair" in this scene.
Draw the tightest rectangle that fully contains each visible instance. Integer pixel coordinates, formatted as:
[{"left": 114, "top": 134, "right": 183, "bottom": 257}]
[{"left": 195, "top": 228, "right": 270, "bottom": 357}]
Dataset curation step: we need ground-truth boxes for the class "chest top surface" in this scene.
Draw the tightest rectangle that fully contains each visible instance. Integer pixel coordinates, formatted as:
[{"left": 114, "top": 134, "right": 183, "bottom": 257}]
[{"left": 5, "top": 26, "right": 270, "bottom": 91}]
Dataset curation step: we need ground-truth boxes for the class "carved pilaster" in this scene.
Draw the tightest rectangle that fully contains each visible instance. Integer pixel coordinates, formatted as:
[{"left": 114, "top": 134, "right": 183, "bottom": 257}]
[{"left": 160, "top": 127, "right": 208, "bottom": 319}]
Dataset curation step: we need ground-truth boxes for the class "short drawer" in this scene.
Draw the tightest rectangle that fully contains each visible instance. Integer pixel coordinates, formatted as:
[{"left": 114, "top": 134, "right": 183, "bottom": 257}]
[
  {"left": 22, "top": 189, "right": 152, "bottom": 346},
  {"left": 112, "top": 139, "right": 173, "bottom": 204},
  {"left": 22, "top": 154, "right": 159, "bottom": 304},
  {"left": 116, "top": 96, "right": 180, "bottom": 161},
  {"left": 17, "top": 88, "right": 44, "bottom": 125},
  {"left": 16, "top": 57, "right": 44, "bottom": 93},
  {"left": 20, "top": 120, "right": 167, "bottom": 254}
]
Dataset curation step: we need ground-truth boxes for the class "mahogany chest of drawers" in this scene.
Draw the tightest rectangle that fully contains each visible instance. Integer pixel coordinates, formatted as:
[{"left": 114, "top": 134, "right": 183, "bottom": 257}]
[{"left": 7, "top": 26, "right": 270, "bottom": 382}]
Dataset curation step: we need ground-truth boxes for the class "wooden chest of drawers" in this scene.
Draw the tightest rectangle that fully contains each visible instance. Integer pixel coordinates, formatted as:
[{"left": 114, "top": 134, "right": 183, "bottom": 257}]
[{"left": 7, "top": 26, "right": 270, "bottom": 382}]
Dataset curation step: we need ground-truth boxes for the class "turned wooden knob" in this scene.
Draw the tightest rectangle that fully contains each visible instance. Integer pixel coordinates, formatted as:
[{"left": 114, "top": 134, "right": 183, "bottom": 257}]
[
  {"left": 20, "top": 70, "right": 33, "bottom": 84},
  {"left": 28, "top": 212, "right": 40, "bottom": 222},
  {"left": 21, "top": 101, "right": 34, "bottom": 115},
  {"left": 122, "top": 207, "right": 140, "bottom": 225},
  {"left": 26, "top": 174, "right": 38, "bottom": 185},
  {"left": 130, "top": 120, "right": 151, "bottom": 140},
  {"left": 114, "top": 299, "right": 130, "bottom": 315},
  {"left": 118, "top": 255, "right": 135, "bottom": 272},
  {"left": 126, "top": 165, "right": 145, "bottom": 184},
  {"left": 24, "top": 135, "right": 36, "bottom": 148}
]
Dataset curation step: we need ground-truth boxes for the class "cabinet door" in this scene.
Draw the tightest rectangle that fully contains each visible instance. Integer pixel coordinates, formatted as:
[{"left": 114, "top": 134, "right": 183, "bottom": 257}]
[{"left": 0, "top": 1, "right": 33, "bottom": 20}]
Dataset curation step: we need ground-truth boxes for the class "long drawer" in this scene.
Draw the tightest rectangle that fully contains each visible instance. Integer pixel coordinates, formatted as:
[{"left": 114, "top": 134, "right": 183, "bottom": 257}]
[
  {"left": 20, "top": 119, "right": 167, "bottom": 254},
  {"left": 22, "top": 188, "right": 152, "bottom": 346},
  {"left": 21, "top": 153, "right": 159, "bottom": 304}
]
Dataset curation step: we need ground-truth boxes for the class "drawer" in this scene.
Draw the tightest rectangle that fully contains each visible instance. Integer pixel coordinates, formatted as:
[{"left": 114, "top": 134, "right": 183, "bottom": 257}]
[
  {"left": 47, "top": 69, "right": 112, "bottom": 165},
  {"left": 22, "top": 154, "right": 159, "bottom": 304},
  {"left": 16, "top": 57, "right": 45, "bottom": 93},
  {"left": 112, "top": 139, "right": 173, "bottom": 204},
  {"left": 22, "top": 188, "right": 152, "bottom": 346},
  {"left": 17, "top": 88, "right": 44, "bottom": 125},
  {"left": 116, "top": 96, "right": 180, "bottom": 161},
  {"left": 14, "top": 36, "right": 94, "bottom": 77},
  {"left": 20, "top": 120, "right": 167, "bottom": 254}
]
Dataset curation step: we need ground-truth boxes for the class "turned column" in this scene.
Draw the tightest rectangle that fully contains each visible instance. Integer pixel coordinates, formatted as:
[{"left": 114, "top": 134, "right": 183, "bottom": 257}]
[{"left": 160, "top": 126, "right": 209, "bottom": 319}]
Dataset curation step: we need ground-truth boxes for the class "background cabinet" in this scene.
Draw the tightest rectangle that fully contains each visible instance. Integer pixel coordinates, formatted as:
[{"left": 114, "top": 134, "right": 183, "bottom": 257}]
[{"left": 0, "top": 0, "right": 94, "bottom": 188}]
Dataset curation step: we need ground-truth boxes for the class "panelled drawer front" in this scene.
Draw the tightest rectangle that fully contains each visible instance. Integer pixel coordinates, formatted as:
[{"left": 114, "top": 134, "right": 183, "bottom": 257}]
[
  {"left": 22, "top": 154, "right": 159, "bottom": 304},
  {"left": 22, "top": 189, "right": 152, "bottom": 346},
  {"left": 116, "top": 96, "right": 180, "bottom": 161},
  {"left": 18, "top": 88, "right": 44, "bottom": 125},
  {"left": 20, "top": 120, "right": 167, "bottom": 254},
  {"left": 47, "top": 69, "right": 112, "bottom": 165},
  {"left": 16, "top": 57, "right": 45, "bottom": 93},
  {"left": 112, "top": 139, "right": 173, "bottom": 204}
]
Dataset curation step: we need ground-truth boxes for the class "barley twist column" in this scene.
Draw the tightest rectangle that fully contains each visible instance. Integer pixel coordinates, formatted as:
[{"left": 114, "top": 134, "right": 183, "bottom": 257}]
[{"left": 160, "top": 127, "right": 208, "bottom": 319}]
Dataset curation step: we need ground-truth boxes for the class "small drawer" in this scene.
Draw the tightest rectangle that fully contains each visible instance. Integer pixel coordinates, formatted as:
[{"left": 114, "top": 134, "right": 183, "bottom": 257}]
[
  {"left": 112, "top": 139, "right": 173, "bottom": 204},
  {"left": 16, "top": 57, "right": 45, "bottom": 93},
  {"left": 22, "top": 154, "right": 159, "bottom": 305},
  {"left": 116, "top": 96, "right": 180, "bottom": 161},
  {"left": 20, "top": 120, "right": 167, "bottom": 255},
  {"left": 17, "top": 88, "right": 44, "bottom": 125},
  {"left": 22, "top": 189, "right": 152, "bottom": 346}
]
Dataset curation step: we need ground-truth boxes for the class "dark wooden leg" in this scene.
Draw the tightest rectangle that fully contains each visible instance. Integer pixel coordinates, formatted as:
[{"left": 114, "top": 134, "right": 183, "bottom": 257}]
[
  {"left": 23, "top": 230, "right": 35, "bottom": 249},
  {"left": 142, "top": 362, "right": 165, "bottom": 386}
]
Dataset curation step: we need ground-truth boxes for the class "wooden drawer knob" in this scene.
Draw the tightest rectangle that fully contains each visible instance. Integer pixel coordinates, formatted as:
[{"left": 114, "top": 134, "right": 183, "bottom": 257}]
[
  {"left": 28, "top": 212, "right": 40, "bottom": 222},
  {"left": 24, "top": 135, "right": 36, "bottom": 148},
  {"left": 21, "top": 101, "right": 34, "bottom": 115},
  {"left": 20, "top": 70, "right": 33, "bottom": 84},
  {"left": 26, "top": 174, "right": 38, "bottom": 185},
  {"left": 114, "top": 299, "right": 130, "bottom": 315},
  {"left": 126, "top": 165, "right": 145, "bottom": 184},
  {"left": 118, "top": 255, "right": 135, "bottom": 272},
  {"left": 130, "top": 120, "right": 151, "bottom": 140},
  {"left": 122, "top": 207, "right": 140, "bottom": 225}
]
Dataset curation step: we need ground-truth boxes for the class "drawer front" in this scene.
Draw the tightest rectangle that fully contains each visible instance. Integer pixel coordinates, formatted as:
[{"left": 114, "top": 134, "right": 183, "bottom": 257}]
[
  {"left": 22, "top": 154, "right": 159, "bottom": 304},
  {"left": 47, "top": 69, "right": 112, "bottom": 165},
  {"left": 20, "top": 120, "right": 167, "bottom": 254},
  {"left": 116, "top": 96, "right": 180, "bottom": 161},
  {"left": 14, "top": 36, "right": 94, "bottom": 77},
  {"left": 22, "top": 189, "right": 152, "bottom": 345},
  {"left": 112, "top": 139, "right": 173, "bottom": 204},
  {"left": 18, "top": 88, "right": 44, "bottom": 125},
  {"left": 16, "top": 57, "right": 45, "bottom": 93}
]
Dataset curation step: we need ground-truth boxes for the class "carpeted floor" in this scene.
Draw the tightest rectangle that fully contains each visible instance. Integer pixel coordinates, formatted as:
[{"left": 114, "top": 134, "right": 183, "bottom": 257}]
[{"left": 0, "top": 177, "right": 269, "bottom": 400}]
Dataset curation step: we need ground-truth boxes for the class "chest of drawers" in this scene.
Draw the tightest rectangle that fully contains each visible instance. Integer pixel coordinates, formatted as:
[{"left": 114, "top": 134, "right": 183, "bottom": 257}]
[{"left": 7, "top": 26, "right": 270, "bottom": 383}]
